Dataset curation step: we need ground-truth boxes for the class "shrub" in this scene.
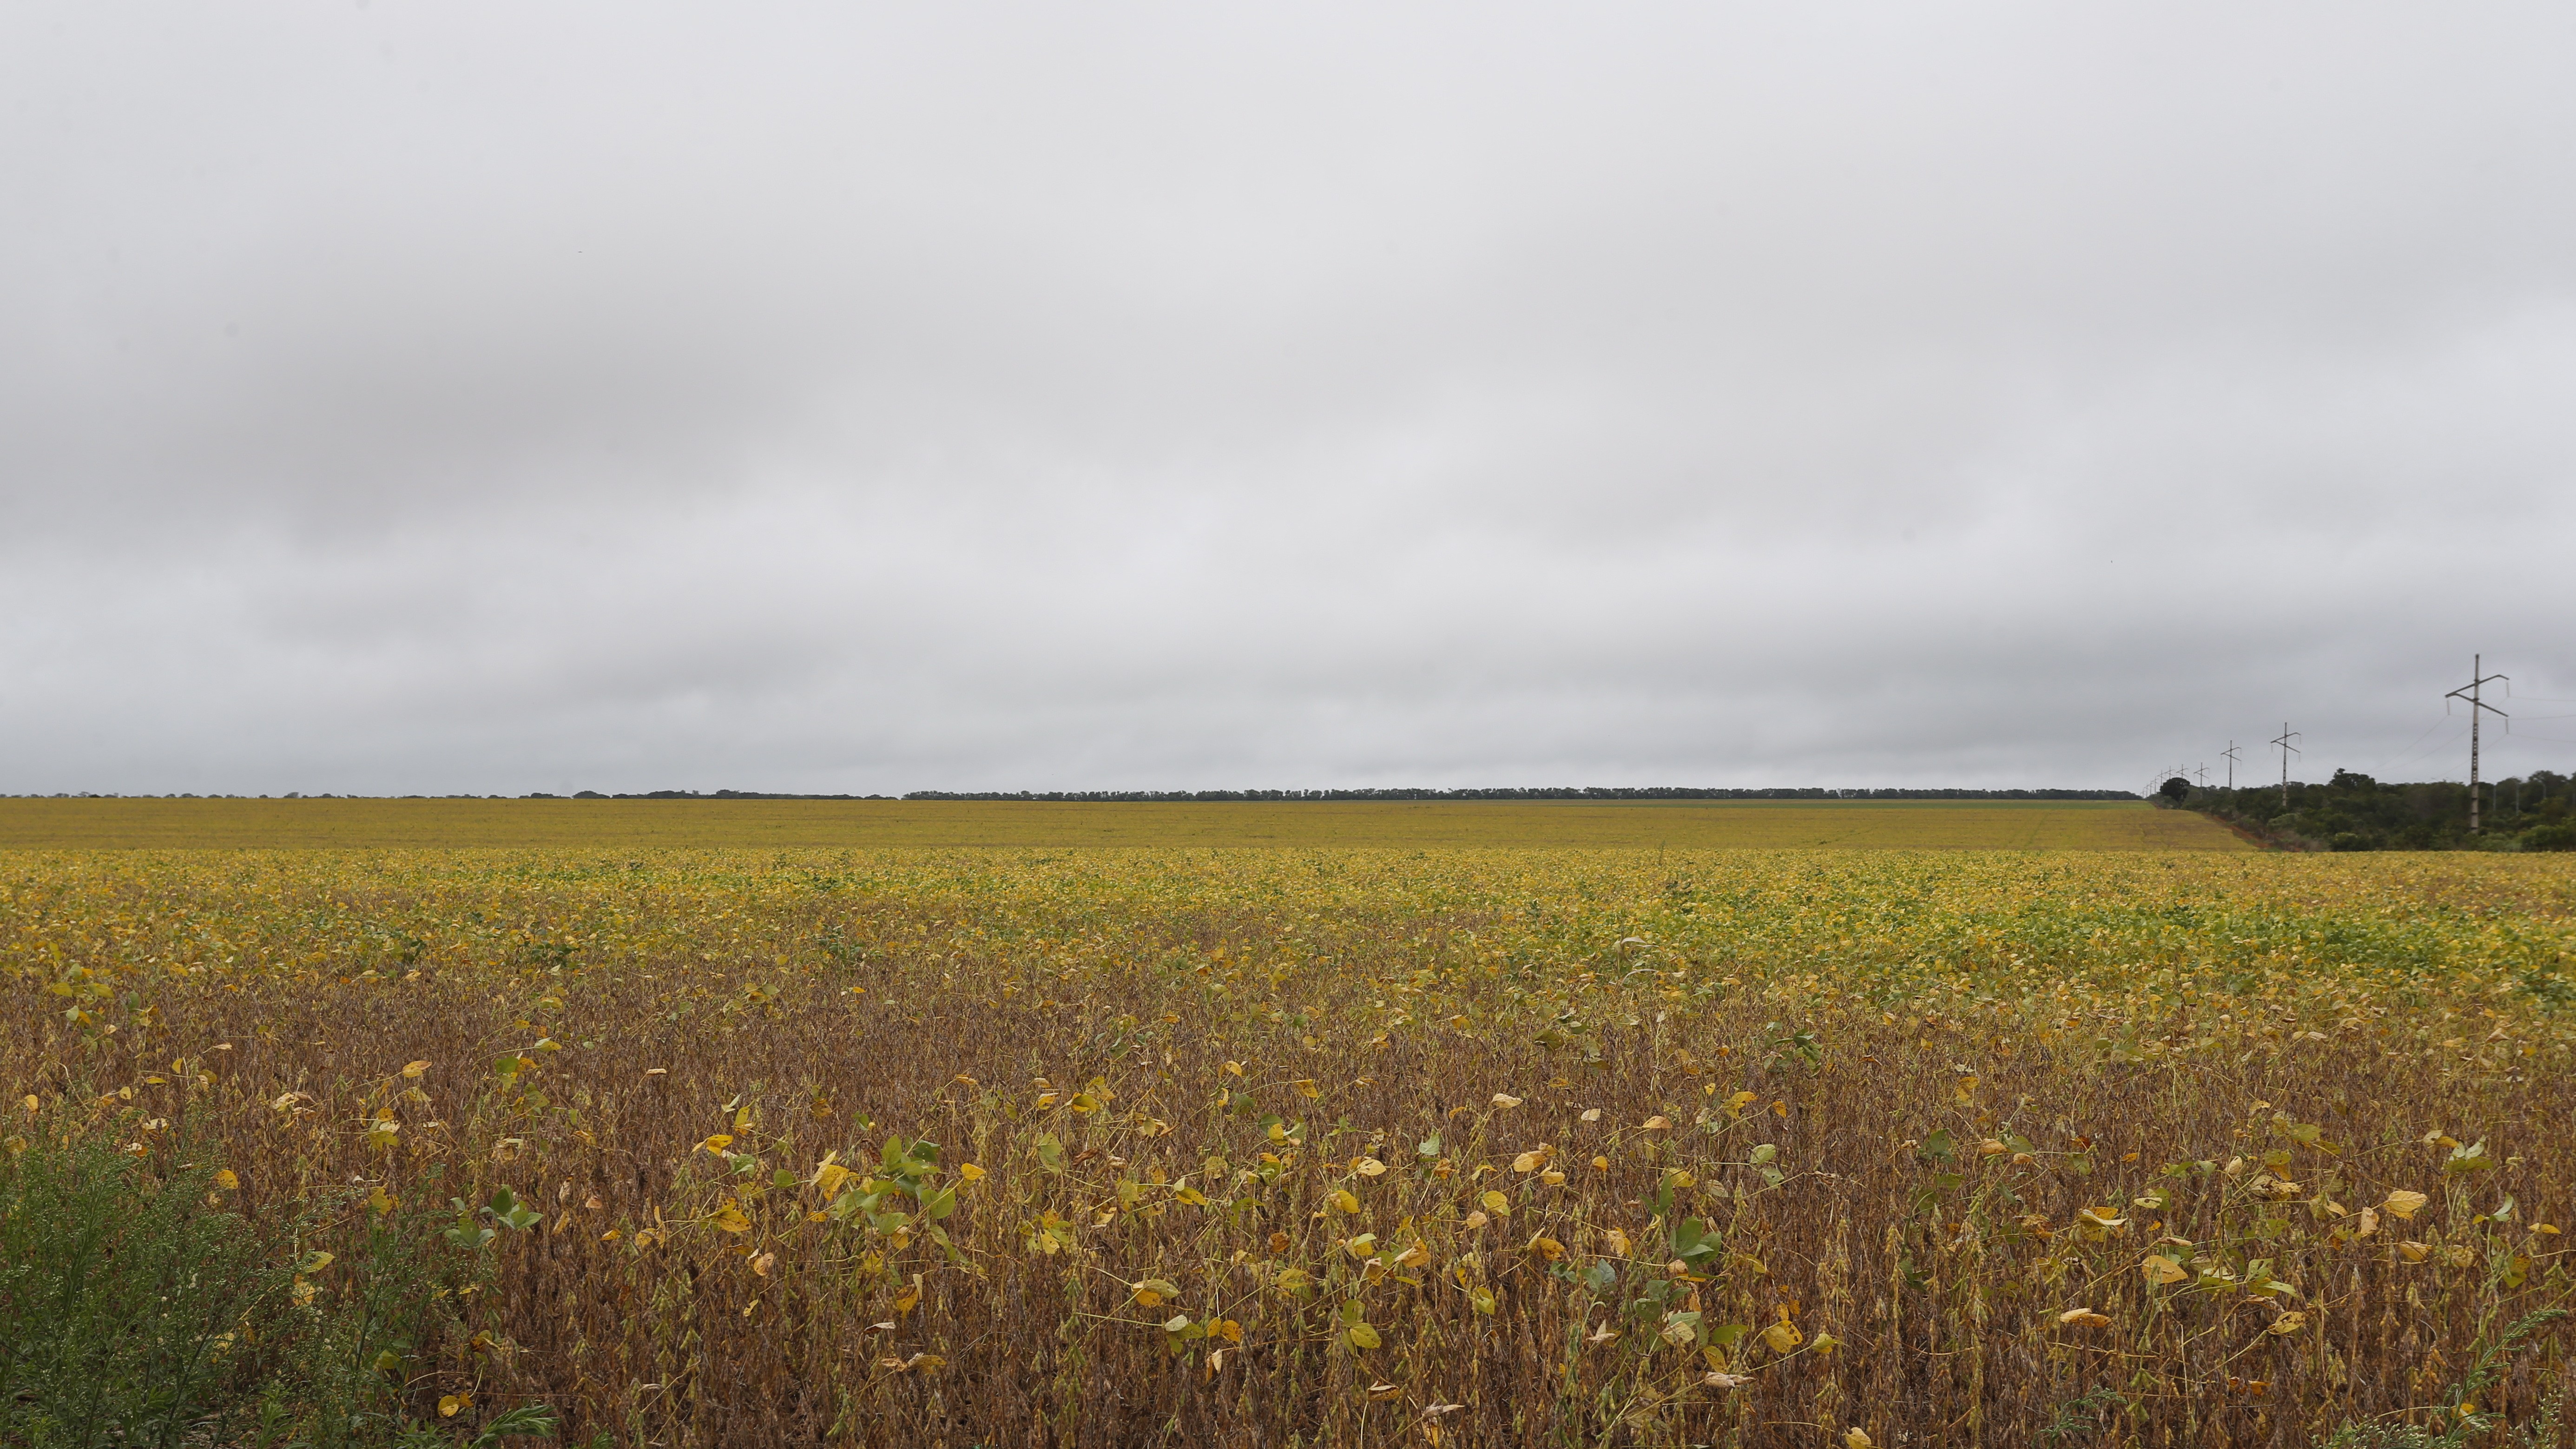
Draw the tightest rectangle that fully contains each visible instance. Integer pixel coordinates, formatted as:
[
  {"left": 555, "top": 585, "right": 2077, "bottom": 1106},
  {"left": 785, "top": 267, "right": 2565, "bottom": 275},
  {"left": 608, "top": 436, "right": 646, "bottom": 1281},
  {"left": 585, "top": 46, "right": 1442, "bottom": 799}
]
[
  {"left": 0, "top": 1125, "right": 319, "bottom": 1446},
  {"left": 2522, "top": 822, "right": 2576, "bottom": 852},
  {"left": 0, "top": 1113, "right": 525, "bottom": 1449}
]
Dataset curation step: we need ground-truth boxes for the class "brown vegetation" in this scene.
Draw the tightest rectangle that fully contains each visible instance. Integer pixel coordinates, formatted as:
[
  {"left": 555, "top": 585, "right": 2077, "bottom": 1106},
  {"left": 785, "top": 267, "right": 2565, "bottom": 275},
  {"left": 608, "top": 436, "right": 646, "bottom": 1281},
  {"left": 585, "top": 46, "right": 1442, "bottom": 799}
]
[{"left": 5, "top": 845, "right": 2569, "bottom": 1446}]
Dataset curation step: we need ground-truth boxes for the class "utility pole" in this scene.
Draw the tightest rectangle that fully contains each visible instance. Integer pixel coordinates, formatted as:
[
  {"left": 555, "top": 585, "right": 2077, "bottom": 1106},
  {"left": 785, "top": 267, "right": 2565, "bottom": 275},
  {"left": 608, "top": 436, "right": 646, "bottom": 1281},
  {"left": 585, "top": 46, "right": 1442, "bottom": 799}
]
[
  {"left": 2445, "top": 654, "right": 2509, "bottom": 833},
  {"left": 2195, "top": 763, "right": 2210, "bottom": 789},
  {"left": 2272, "top": 723, "right": 2300, "bottom": 809},
  {"left": 2222, "top": 742, "right": 2241, "bottom": 790}
]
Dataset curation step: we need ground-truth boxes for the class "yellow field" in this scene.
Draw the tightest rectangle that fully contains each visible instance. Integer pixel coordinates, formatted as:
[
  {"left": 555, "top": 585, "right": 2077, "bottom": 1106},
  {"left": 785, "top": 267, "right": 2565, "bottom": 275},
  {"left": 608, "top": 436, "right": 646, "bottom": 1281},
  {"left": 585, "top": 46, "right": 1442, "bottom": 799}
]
[
  {"left": 0, "top": 796, "right": 2247, "bottom": 851},
  {"left": 7, "top": 839, "right": 2572, "bottom": 1446}
]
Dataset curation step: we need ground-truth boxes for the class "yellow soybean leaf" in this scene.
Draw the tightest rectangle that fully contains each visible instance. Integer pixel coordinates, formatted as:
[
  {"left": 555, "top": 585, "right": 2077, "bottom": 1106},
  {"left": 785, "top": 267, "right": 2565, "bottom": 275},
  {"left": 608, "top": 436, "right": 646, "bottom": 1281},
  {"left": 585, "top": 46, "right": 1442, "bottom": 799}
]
[
  {"left": 1329, "top": 1189, "right": 1362, "bottom": 1213},
  {"left": 2141, "top": 1255, "right": 2187, "bottom": 1284},
  {"left": 213, "top": 1169, "right": 240, "bottom": 1191},
  {"left": 751, "top": 1252, "right": 775, "bottom": 1277},
  {"left": 1344, "top": 1233, "right": 1378, "bottom": 1259},
  {"left": 709, "top": 1203, "right": 751, "bottom": 1234},
  {"left": 1512, "top": 1151, "right": 1543, "bottom": 1173},
  {"left": 2057, "top": 1309, "right": 2112, "bottom": 1328},
  {"left": 1345, "top": 1321, "right": 1381, "bottom": 1350},
  {"left": 402, "top": 1060, "right": 430, "bottom": 1079},
  {"left": 2268, "top": 1311, "right": 2308, "bottom": 1335},
  {"left": 1479, "top": 1190, "right": 1511, "bottom": 1219},
  {"left": 2382, "top": 1189, "right": 2429, "bottom": 1220},
  {"left": 959, "top": 1163, "right": 985, "bottom": 1182},
  {"left": 2396, "top": 1240, "right": 2432, "bottom": 1263},
  {"left": 1641, "top": 1115, "right": 1671, "bottom": 1131},
  {"left": 1355, "top": 1158, "right": 1387, "bottom": 1177},
  {"left": 1292, "top": 1079, "right": 1321, "bottom": 1099},
  {"left": 1845, "top": 1430, "right": 1874, "bottom": 1449},
  {"left": 1761, "top": 1321, "right": 1803, "bottom": 1353},
  {"left": 1491, "top": 1094, "right": 1522, "bottom": 1109},
  {"left": 1527, "top": 1235, "right": 1565, "bottom": 1261}
]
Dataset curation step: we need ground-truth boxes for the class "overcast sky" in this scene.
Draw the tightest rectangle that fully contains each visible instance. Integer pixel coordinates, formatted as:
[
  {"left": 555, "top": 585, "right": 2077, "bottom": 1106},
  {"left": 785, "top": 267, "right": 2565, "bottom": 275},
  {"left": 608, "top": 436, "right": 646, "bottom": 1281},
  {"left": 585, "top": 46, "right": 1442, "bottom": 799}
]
[{"left": 6, "top": 4, "right": 2574, "bottom": 796}]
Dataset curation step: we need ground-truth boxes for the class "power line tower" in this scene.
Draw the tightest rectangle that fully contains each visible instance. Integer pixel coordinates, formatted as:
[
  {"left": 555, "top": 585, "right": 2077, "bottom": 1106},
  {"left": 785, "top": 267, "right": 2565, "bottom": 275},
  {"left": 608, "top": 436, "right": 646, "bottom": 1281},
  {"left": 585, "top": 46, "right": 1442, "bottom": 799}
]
[
  {"left": 2222, "top": 741, "right": 2241, "bottom": 790},
  {"left": 2271, "top": 723, "right": 2300, "bottom": 809},
  {"left": 2444, "top": 654, "right": 2510, "bottom": 833},
  {"left": 2195, "top": 763, "right": 2210, "bottom": 789}
]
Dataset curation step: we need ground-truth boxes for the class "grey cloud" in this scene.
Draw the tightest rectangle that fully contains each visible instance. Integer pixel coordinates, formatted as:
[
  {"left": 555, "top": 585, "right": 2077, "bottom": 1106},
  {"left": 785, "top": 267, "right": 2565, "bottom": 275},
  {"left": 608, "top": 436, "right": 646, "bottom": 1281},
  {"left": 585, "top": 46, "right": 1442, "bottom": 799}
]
[{"left": 4, "top": 2, "right": 2573, "bottom": 795}]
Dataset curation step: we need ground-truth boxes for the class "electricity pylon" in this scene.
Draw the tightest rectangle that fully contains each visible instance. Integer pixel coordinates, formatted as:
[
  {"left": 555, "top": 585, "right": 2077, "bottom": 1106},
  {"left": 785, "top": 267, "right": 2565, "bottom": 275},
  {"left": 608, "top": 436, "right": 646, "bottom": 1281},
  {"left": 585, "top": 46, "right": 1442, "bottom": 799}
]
[
  {"left": 2445, "top": 655, "right": 2509, "bottom": 833},
  {"left": 2272, "top": 724, "right": 2300, "bottom": 809}
]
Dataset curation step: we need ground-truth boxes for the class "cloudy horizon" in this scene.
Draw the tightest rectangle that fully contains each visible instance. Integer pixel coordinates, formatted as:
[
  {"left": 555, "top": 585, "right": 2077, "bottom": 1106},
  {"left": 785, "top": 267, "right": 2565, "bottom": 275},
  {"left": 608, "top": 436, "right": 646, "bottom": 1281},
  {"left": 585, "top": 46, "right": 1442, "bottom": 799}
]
[{"left": 7, "top": 3, "right": 2574, "bottom": 797}]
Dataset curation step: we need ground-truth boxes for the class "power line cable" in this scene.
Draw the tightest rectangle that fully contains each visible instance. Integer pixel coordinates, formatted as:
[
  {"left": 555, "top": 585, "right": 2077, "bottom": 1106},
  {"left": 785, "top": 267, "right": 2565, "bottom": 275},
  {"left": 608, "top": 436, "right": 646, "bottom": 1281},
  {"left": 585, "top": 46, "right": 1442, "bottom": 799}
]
[{"left": 2368, "top": 717, "right": 2458, "bottom": 775}]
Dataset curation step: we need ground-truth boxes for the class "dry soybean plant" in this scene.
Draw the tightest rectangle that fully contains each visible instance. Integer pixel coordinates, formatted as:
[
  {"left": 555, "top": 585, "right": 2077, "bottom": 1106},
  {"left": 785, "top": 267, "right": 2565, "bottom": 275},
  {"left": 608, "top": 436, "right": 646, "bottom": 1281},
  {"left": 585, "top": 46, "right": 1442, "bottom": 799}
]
[{"left": 4, "top": 846, "right": 2573, "bottom": 1447}]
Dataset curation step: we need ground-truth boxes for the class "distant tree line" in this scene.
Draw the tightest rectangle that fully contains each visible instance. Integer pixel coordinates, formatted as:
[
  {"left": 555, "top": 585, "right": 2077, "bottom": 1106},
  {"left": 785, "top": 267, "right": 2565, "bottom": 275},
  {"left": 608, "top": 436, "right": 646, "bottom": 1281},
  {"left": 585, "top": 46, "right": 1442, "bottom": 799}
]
[
  {"left": 533, "top": 790, "right": 891, "bottom": 801},
  {"left": 23, "top": 785, "right": 2142, "bottom": 803},
  {"left": 894, "top": 787, "right": 2141, "bottom": 802},
  {"left": 2177, "top": 769, "right": 2576, "bottom": 851}
]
